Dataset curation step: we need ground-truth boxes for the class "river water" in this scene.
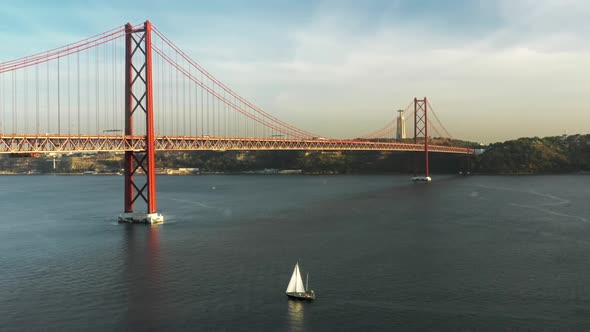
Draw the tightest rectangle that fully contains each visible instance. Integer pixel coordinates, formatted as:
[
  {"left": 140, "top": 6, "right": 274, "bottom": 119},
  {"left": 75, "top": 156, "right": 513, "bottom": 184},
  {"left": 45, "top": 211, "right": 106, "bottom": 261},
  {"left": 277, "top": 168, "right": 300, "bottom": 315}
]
[{"left": 1, "top": 174, "right": 590, "bottom": 331}]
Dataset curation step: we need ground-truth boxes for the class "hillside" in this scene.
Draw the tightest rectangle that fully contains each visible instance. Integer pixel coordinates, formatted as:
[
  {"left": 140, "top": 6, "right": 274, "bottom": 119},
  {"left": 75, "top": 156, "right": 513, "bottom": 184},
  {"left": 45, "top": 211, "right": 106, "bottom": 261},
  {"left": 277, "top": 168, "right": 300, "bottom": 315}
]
[{"left": 474, "top": 135, "right": 590, "bottom": 174}]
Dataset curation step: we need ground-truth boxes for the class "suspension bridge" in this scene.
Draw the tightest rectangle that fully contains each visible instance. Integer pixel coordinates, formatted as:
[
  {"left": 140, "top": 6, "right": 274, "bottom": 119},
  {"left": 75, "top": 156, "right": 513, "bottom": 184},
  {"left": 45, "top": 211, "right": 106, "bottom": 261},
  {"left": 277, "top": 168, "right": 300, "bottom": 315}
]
[{"left": 0, "top": 21, "right": 474, "bottom": 223}]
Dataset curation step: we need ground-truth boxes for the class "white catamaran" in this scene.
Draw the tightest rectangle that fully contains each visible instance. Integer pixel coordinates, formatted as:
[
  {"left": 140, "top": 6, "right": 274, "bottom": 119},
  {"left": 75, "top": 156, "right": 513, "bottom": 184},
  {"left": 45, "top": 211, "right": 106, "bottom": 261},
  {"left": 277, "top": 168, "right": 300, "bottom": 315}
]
[{"left": 286, "top": 262, "right": 315, "bottom": 300}]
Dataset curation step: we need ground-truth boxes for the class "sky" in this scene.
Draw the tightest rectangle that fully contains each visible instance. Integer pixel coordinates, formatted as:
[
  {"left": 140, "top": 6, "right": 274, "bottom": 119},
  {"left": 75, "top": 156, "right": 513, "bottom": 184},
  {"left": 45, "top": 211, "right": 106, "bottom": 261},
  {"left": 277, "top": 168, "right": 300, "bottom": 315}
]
[{"left": 1, "top": 0, "right": 589, "bottom": 143}]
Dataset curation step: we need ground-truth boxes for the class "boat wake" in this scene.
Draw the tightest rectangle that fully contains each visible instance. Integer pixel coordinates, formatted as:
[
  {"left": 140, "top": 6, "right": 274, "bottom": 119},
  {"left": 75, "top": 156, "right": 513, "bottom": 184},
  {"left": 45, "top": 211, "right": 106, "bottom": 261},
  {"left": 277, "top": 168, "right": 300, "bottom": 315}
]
[
  {"left": 467, "top": 184, "right": 588, "bottom": 223},
  {"left": 509, "top": 203, "right": 588, "bottom": 223}
]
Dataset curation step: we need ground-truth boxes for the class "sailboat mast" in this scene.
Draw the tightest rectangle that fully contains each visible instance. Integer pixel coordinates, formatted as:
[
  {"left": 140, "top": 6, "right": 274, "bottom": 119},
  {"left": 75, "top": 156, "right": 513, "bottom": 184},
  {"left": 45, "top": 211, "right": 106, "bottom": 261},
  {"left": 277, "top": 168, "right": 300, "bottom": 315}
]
[{"left": 306, "top": 273, "right": 309, "bottom": 292}]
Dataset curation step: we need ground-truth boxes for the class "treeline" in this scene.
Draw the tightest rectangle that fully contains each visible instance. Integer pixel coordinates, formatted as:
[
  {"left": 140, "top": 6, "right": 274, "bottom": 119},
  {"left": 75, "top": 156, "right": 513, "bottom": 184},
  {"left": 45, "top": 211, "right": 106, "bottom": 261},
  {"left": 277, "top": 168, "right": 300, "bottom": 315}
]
[
  {"left": 474, "top": 134, "right": 590, "bottom": 174},
  {"left": 0, "top": 150, "right": 469, "bottom": 174},
  {"left": 158, "top": 149, "right": 468, "bottom": 174}
]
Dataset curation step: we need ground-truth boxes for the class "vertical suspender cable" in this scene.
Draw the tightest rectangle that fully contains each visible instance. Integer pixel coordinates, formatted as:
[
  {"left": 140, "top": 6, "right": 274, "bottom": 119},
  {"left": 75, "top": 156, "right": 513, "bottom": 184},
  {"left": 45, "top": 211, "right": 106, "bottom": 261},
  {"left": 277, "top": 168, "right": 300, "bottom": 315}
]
[
  {"left": 224, "top": 88, "right": 228, "bottom": 137},
  {"left": 155, "top": 38, "right": 159, "bottom": 135},
  {"left": 156, "top": 39, "right": 161, "bottom": 134},
  {"left": 103, "top": 43, "right": 108, "bottom": 131},
  {"left": 24, "top": 67, "right": 28, "bottom": 133},
  {"left": 67, "top": 54, "right": 71, "bottom": 135},
  {"left": 225, "top": 90, "right": 228, "bottom": 137},
  {"left": 1, "top": 73, "right": 3, "bottom": 133},
  {"left": 161, "top": 37, "right": 165, "bottom": 135},
  {"left": 57, "top": 56, "right": 61, "bottom": 134},
  {"left": 183, "top": 57, "right": 186, "bottom": 135},
  {"left": 206, "top": 74, "right": 209, "bottom": 136},
  {"left": 175, "top": 51, "right": 178, "bottom": 135},
  {"left": 112, "top": 39, "right": 115, "bottom": 133},
  {"left": 188, "top": 61, "right": 192, "bottom": 136},
  {"left": 95, "top": 46, "right": 99, "bottom": 134},
  {"left": 245, "top": 98, "right": 248, "bottom": 137},
  {"left": 168, "top": 45, "right": 172, "bottom": 135},
  {"left": 87, "top": 49, "right": 90, "bottom": 134},
  {"left": 195, "top": 62, "right": 199, "bottom": 136},
  {"left": 36, "top": 65, "right": 39, "bottom": 134},
  {"left": 200, "top": 71, "right": 203, "bottom": 137},
  {"left": 77, "top": 52, "right": 80, "bottom": 135},
  {"left": 47, "top": 61, "right": 50, "bottom": 134},
  {"left": 217, "top": 84, "right": 220, "bottom": 137},
  {"left": 12, "top": 70, "right": 15, "bottom": 134},
  {"left": 169, "top": 46, "right": 173, "bottom": 135},
  {"left": 159, "top": 38, "right": 162, "bottom": 135}
]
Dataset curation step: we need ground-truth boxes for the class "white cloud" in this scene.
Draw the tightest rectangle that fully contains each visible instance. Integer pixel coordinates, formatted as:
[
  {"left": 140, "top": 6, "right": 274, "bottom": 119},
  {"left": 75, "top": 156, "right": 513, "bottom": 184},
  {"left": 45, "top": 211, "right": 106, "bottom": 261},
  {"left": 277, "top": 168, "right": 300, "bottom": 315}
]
[{"left": 197, "top": 1, "right": 590, "bottom": 142}]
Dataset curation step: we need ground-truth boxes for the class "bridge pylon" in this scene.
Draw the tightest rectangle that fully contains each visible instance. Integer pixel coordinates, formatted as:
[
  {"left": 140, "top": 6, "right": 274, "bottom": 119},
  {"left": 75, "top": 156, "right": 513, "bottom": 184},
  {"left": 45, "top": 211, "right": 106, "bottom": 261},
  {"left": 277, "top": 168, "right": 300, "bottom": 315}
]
[
  {"left": 118, "top": 21, "right": 163, "bottom": 224},
  {"left": 411, "top": 97, "right": 431, "bottom": 182}
]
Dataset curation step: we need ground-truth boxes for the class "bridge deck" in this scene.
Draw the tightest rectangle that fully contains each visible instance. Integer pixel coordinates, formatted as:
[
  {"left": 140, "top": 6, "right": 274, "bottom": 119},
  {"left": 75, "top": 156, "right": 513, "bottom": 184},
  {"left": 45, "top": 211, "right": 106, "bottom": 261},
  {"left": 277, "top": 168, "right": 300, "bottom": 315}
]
[{"left": 0, "top": 135, "right": 474, "bottom": 155}]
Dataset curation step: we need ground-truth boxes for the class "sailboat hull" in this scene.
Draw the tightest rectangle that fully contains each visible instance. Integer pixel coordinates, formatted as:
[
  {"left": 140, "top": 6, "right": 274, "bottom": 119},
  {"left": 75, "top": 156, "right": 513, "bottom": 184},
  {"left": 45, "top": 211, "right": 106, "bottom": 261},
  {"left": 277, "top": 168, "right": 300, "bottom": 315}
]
[{"left": 286, "top": 292, "right": 315, "bottom": 301}]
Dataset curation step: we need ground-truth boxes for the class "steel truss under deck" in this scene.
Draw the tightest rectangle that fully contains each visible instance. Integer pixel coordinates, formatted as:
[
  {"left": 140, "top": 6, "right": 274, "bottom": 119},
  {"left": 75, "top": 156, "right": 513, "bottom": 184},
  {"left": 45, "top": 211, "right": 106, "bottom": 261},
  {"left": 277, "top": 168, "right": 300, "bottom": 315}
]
[{"left": 0, "top": 135, "right": 474, "bottom": 154}]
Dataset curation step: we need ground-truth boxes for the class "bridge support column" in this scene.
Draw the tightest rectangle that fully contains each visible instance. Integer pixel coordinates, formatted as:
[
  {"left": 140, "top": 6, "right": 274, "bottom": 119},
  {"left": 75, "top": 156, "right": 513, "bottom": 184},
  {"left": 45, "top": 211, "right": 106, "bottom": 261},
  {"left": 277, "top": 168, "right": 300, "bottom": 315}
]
[
  {"left": 118, "top": 21, "right": 163, "bottom": 224},
  {"left": 412, "top": 97, "right": 431, "bottom": 182},
  {"left": 458, "top": 155, "right": 472, "bottom": 175}
]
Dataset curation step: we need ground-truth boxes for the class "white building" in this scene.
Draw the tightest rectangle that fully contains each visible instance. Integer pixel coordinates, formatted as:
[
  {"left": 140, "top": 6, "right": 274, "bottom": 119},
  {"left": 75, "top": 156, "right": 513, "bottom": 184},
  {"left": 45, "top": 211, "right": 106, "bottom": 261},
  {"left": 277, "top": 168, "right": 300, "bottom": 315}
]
[{"left": 396, "top": 110, "right": 406, "bottom": 140}]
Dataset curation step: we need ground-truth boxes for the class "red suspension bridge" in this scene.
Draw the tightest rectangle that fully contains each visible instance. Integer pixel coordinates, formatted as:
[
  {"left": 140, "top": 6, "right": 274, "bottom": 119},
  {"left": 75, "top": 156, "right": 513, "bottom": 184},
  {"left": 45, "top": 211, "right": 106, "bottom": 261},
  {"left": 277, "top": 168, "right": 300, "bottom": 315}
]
[{"left": 0, "top": 21, "right": 474, "bottom": 223}]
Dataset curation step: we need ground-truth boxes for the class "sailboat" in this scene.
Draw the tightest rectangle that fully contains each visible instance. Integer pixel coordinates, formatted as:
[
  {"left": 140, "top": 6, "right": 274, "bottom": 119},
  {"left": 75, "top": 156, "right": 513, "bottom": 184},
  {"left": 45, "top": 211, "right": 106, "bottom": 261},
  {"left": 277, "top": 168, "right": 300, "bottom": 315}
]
[{"left": 286, "top": 262, "right": 315, "bottom": 300}]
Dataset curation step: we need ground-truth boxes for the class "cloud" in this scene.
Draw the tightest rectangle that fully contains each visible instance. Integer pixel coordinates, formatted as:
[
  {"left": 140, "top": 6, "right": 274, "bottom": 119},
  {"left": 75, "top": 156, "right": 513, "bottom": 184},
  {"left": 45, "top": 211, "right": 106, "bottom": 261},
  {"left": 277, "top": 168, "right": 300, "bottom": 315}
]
[
  {"left": 480, "top": 0, "right": 590, "bottom": 52},
  {"left": 194, "top": 1, "right": 590, "bottom": 141},
  {"left": 2, "top": 1, "right": 589, "bottom": 142}
]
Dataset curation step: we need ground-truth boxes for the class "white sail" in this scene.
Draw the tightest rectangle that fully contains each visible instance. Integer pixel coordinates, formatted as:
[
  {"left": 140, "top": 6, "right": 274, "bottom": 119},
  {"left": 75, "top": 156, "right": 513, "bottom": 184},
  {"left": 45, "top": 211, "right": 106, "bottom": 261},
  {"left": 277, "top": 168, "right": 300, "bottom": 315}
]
[
  {"left": 286, "top": 263, "right": 307, "bottom": 293},
  {"left": 286, "top": 264, "right": 298, "bottom": 293},
  {"left": 295, "top": 264, "right": 306, "bottom": 292}
]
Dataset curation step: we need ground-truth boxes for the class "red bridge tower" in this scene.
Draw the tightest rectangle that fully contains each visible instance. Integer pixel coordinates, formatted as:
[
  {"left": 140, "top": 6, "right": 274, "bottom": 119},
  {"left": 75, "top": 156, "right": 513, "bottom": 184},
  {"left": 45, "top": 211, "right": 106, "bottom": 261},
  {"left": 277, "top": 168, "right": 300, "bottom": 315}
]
[
  {"left": 412, "top": 97, "right": 431, "bottom": 182},
  {"left": 118, "top": 21, "right": 163, "bottom": 224}
]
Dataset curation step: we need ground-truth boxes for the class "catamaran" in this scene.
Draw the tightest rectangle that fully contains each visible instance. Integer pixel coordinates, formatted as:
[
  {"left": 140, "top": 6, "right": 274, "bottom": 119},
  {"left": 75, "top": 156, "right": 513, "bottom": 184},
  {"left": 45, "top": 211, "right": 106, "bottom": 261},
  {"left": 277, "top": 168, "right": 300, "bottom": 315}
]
[{"left": 286, "top": 262, "right": 315, "bottom": 300}]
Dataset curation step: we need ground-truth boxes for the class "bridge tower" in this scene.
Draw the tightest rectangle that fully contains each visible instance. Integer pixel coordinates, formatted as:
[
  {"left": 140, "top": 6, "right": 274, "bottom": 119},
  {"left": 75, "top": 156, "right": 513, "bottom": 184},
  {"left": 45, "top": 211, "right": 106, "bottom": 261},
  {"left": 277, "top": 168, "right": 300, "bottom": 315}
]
[
  {"left": 118, "top": 21, "right": 163, "bottom": 224},
  {"left": 412, "top": 97, "right": 431, "bottom": 182}
]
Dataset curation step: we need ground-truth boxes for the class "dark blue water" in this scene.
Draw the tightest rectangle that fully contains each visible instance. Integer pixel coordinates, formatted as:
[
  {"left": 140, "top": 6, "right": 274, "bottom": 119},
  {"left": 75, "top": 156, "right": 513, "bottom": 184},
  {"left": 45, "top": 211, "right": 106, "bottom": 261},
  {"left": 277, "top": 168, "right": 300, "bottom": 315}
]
[{"left": 1, "top": 174, "right": 590, "bottom": 331}]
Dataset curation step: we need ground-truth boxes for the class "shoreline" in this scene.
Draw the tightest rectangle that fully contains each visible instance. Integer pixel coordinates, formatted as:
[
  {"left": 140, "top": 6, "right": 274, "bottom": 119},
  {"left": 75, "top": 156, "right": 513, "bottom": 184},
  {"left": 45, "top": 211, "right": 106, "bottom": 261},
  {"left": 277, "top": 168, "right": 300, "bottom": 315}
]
[{"left": 1, "top": 171, "right": 589, "bottom": 176}]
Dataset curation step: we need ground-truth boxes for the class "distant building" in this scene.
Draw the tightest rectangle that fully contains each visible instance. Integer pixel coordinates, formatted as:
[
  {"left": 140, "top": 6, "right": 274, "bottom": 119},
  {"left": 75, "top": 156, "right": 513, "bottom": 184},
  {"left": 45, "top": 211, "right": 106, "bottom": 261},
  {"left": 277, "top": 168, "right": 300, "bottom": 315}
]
[
  {"left": 396, "top": 110, "right": 406, "bottom": 140},
  {"left": 166, "top": 167, "right": 200, "bottom": 175}
]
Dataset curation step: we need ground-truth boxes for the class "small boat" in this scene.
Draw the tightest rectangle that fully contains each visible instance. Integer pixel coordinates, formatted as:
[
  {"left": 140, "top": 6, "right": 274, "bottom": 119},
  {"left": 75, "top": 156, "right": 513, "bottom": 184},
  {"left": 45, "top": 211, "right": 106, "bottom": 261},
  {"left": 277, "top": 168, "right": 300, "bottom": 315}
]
[
  {"left": 286, "top": 262, "right": 315, "bottom": 301},
  {"left": 411, "top": 176, "right": 432, "bottom": 182}
]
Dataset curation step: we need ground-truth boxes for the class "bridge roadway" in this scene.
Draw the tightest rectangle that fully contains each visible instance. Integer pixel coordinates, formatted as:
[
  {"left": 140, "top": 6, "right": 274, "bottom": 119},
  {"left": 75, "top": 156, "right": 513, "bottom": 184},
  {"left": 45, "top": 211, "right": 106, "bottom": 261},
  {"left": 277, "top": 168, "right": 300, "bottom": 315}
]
[{"left": 0, "top": 135, "right": 474, "bottom": 155}]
